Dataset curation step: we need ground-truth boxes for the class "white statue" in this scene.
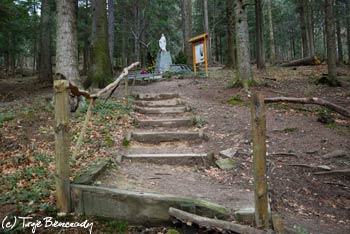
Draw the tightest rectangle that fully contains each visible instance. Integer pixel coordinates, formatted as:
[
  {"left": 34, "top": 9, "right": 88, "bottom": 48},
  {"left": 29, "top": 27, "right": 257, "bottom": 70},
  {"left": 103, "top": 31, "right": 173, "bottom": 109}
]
[{"left": 159, "top": 34, "right": 167, "bottom": 51}]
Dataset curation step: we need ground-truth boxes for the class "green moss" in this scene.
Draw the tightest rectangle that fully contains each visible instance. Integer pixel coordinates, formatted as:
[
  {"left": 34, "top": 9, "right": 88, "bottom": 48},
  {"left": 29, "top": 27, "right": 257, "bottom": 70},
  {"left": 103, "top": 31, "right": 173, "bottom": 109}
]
[
  {"left": 284, "top": 127, "right": 297, "bottom": 133},
  {"left": 88, "top": 39, "right": 113, "bottom": 88},
  {"left": 122, "top": 139, "right": 130, "bottom": 147},
  {"left": 0, "top": 114, "right": 15, "bottom": 127},
  {"left": 105, "top": 134, "right": 114, "bottom": 147},
  {"left": 166, "top": 229, "right": 180, "bottom": 234},
  {"left": 227, "top": 95, "right": 243, "bottom": 106}
]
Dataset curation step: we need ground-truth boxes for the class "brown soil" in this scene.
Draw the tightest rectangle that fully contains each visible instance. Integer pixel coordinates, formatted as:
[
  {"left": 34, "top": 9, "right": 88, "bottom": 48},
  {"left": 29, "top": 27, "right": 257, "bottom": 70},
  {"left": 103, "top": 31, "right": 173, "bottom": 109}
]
[{"left": 103, "top": 65, "right": 350, "bottom": 234}]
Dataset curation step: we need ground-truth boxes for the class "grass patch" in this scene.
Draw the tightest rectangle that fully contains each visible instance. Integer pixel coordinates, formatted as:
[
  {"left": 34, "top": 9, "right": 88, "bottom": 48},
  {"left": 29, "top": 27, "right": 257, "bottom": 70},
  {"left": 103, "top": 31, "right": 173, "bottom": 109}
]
[
  {"left": 293, "top": 226, "right": 309, "bottom": 234},
  {"left": 192, "top": 116, "right": 205, "bottom": 128},
  {"left": 122, "top": 139, "right": 130, "bottom": 147},
  {"left": 105, "top": 134, "right": 114, "bottom": 147},
  {"left": 227, "top": 95, "right": 243, "bottom": 106},
  {"left": 0, "top": 153, "right": 55, "bottom": 216},
  {"left": 284, "top": 127, "right": 297, "bottom": 133},
  {"left": 0, "top": 113, "right": 15, "bottom": 127}
]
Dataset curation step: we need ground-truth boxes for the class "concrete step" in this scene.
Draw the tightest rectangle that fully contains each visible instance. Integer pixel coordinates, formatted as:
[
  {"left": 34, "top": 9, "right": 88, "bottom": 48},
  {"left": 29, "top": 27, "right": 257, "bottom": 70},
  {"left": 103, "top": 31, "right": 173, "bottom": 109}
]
[
  {"left": 123, "top": 153, "right": 211, "bottom": 165},
  {"left": 122, "top": 147, "right": 212, "bottom": 165},
  {"left": 128, "top": 130, "right": 204, "bottom": 144},
  {"left": 134, "top": 106, "right": 189, "bottom": 114},
  {"left": 134, "top": 92, "right": 179, "bottom": 101},
  {"left": 125, "top": 153, "right": 208, "bottom": 158},
  {"left": 134, "top": 98, "right": 184, "bottom": 108},
  {"left": 136, "top": 117, "right": 193, "bottom": 128}
]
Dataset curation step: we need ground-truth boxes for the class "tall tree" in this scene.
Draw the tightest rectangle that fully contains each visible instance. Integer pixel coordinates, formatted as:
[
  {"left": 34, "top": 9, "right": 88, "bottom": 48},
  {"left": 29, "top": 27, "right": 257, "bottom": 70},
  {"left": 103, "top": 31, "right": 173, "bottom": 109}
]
[
  {"left": 336, "top": 17, "right": 343, "bottom": 64},
  {"left": 88, "top": 0, "right": 112, "bottom": 88},
  {"left": 267, "top": 0, "right": 276, "bottom": 64},
  {"left": 299, "top": 0, "right": 309, "bottom": 57},
  {"left": 56, "top": 0, "right": 81, "bottom": 87},
  {"left": 325, "top": 0, "right": 340, "bottom": 86},
  {"left": 82, "top": 0, "right": 90, "bottom": 76},
  {"left": 234, "top": 0, "right": 253, "bottom": 89},
  {"left": 182, "top": 0, "right": 193, "bottom": 64},
  {"left": 38, "top": 0, "right": 52, "bottom": 83},
  {"left": 108, "top": 0, "right": 115, "bottom": 66},
  {"left": 203, "top": 0, "right": 211, "bottom": 63},
  {"left": 133, "top": 0, "right": 141, "bottom": 64},
  {"left": 226, "top": 0, "right": 235, "bottom": 69},
  {"left": 347, "top": 0, "right": 350, "bottom": 65},
  {"left": 304, "top": 0, "right": 314, "bottom": 56},
  {"left": 255, "top": 0, "right": 265, "bottom": 69}
]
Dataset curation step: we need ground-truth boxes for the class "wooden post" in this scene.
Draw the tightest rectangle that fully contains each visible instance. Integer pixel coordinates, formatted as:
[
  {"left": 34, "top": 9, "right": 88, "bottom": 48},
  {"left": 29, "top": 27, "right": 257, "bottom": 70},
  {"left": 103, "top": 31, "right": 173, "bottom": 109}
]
[
  {"left": 125, "top": 76, "right": 129, "bottom": 106},
  {"left": 192, "top": 44, "right": 197, "bottom": 75},
  {"left": 251, "top": 93, "right": 269, "bottom": 229},
  {"left": 54, "top": 80, "right": 71, "bottom": 214},
  {"left": 203, "top": 39, "right": 208, "bottom": 76}
]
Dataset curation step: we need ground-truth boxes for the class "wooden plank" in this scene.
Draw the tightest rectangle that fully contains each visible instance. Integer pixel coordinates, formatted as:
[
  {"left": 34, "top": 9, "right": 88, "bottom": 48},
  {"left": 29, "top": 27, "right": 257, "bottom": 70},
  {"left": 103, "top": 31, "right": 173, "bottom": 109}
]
[
  {"left": 192, "top": 44, "right": 197, "bottom": 75},
  {"left": 203, "top": 38, "right": 208, "bottom": 76},
  {"left": 169, "top": 207, "right": 266, "bottom": 234},
  {"left": 189, "top": 33, "right": 209, "bottom": 43},
  {"left": 54, "top": 80, "right": 71, "bottom": 214},
  {"left": 251, "top": 93, "right": 269, "bottom": 229}
]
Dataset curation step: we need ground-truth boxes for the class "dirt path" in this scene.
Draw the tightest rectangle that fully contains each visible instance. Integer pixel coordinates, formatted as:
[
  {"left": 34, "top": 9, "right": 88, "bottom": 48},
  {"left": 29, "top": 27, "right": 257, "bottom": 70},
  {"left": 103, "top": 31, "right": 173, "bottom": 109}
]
[
  {"left": 99, "top": 67, "right": 350, "bottom": 234},
  {"left": 97, "top": 88, "right": 255, "bottom": 216}
]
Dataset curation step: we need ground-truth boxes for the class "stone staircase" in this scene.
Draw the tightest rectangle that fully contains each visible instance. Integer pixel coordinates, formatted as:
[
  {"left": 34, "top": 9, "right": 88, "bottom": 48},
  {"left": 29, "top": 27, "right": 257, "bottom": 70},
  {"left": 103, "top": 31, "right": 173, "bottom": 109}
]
[
  {"left": 122, "top": 92, "right": 209, "bottom": 161},
  {"left": 78, "top": 90, "right": 255, "bottom": 225}
]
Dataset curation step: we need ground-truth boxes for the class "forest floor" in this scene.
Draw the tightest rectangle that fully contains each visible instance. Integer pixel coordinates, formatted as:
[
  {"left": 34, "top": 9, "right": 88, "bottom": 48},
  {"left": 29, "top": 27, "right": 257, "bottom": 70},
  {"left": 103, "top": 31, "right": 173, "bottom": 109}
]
[{"left": 0, "top": 65, "right": 349, "bottom": 234}]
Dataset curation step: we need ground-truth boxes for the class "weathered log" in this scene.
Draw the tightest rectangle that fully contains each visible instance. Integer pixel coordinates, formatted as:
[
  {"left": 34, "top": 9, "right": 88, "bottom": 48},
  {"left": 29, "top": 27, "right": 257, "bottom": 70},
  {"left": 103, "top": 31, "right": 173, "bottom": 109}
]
[
  {"left": 168, "top": 207, "right": 266, "bottom": 234},
  {"left": 314, "top": 169, "right": 350, "bottom": 175},
  {"left": 321, "top": 150, "right": 348, "bottom": 159},
  {"left": 95, "top": 62, "right": 139, "bottom": 101},
  {"left": 264, "top": 97, "right": 350, "bottom": 118},
  {"left": 67, "top": 62, "right": 139, "bottom": 100},
  {"left": 280, "top": 56, "right": 320, "bottom": 67}
]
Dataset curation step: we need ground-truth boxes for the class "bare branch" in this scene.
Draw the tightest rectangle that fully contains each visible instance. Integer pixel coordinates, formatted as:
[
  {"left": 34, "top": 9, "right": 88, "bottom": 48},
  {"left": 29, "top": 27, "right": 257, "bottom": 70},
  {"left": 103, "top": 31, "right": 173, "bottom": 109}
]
[{"left": 264, "top": 97, "right": 350, "bottom": 118}]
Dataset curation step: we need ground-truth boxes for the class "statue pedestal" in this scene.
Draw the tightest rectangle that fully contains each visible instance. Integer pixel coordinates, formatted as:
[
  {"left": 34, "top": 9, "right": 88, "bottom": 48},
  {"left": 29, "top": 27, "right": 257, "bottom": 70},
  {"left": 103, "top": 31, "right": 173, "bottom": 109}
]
[{"left": 155, "top": 51, "right": 172, "bottom": 74}]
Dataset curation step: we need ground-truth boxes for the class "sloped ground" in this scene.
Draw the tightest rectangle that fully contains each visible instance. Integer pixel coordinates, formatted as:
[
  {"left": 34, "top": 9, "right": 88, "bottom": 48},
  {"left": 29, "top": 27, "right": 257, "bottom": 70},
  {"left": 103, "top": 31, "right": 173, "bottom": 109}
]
[
  {"left": 96, "top": 90, "right": 255, "bottom": 215},
  {"left": 0, "top": 65, "right": 349, "bottom": 233},
  {"left": 108, "top": 65, "right": 350, "bottom": 233}
]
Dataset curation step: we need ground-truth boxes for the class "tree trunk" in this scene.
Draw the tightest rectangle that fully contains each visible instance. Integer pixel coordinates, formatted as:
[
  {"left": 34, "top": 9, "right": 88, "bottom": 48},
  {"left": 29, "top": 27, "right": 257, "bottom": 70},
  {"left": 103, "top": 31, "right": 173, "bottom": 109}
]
[
  {"left": 182, "top": 0, "right": 192, "bottom": 64},
  {"left": 281, "top": 56, "right": 320, "bottom": 67},
  {"left": 121, "top": 19, "right": 127, "bottom": 68},
  {"left": 88, "top": 0, "right": 113, "bottom": 88},
  {"left": 226, "top": 0, "right": 235, "bottom": 69},
  {"left": 56, "top": 0, "right": 81, "bottom": 87},
  {"left": 134, "top": 0, "right": 141, "bottom": 64},
  {"left": 234, "top": 0, "right": 253, "bottom": 88},
  {"left": 121, "top": 19, "right": 127, "bottom": 67},
  {"left": 325, "top": 0, "right": 339, "bottom": 86},
  {"left": 108, "top": 0, "right": 115, "bottom": 67},
  {"left": 203, "top": 0, "right": 211, "bottom": 64},
  {"left": 255, "top": 0, "right": 265, "bottom": 69},
  {"left": 215, "top": 33, "right": 219, "bottom": 62},
  {"left": 82, "top": 0, "right": 89, "bottom": 76},
  {"left": 38, "top": 0, "right": 53, "bottom": 83},
  {"left": 304, "top": 0, "right": 314, "bottom": 56},
  {"left": 299, "top": 1, "right": 309, "bottom": 57},
  {"left": 336, "top": 18, "right": 343, "bottom": 64},
  {"left": 267, "top": 0, "right": 276, "bottom": 64},
  {"left": 347, "top": 1, "right": 350, "bottom": 65}
]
